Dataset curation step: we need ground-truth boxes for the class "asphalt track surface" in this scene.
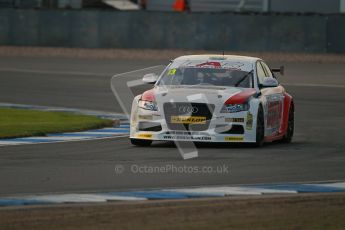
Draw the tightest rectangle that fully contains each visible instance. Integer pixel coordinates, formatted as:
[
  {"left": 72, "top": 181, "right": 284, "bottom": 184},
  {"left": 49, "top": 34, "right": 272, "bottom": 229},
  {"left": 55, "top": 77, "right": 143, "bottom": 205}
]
[{"left": 0, "top": 56, "right": 344, "bottom": 196}]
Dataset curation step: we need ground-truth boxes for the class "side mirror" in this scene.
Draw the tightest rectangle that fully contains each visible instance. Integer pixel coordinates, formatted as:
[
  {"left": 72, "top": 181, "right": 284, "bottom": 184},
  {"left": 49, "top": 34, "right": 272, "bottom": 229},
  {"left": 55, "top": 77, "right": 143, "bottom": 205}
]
[
  {"left": 142, "top": 73, "right": 158, "bottom": 84},
  {"left": 260, "top": 77, "right": 279, "bottom": 88},
  {"left": 271, "top": 66, "right": 285, "bottom": 76}
]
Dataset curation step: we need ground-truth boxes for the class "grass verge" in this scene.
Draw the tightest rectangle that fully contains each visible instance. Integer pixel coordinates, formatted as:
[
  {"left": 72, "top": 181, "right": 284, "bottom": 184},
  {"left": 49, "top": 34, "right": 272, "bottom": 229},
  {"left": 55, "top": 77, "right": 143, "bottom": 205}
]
[{"left": 0, "top": 108, "right": 114, "bottom": 138}]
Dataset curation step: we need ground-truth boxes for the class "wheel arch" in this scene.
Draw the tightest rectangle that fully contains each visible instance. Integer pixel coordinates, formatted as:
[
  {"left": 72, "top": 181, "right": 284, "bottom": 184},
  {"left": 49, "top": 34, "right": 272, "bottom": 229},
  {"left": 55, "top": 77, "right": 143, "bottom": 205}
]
[{"left": 254, "top": 102, "right": 265, "bottom": 146}]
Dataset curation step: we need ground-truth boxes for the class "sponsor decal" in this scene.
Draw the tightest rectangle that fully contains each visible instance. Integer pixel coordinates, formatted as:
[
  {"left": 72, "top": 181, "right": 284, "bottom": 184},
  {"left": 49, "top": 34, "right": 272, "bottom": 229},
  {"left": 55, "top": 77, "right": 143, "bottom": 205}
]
[
  {"left": 137, "top": 133, "right": 153, "bottom": 139},
  {"left": 138, "top": 115, "right": 153, "bottom": 120},
  {"left": 209, "top": 56, "right": 227, "bottom": 60},
  {"left": 167, "top": 68, "right": 176, "bottom": 76},
  {"left": 194, "top": 61, "right": 246, "bottom": 70},
  {"left": 178, "top": 105, "right": 198, "bottom": 114},
  {"left": 224, "top": 136, "right": 244, "bottom": 142},
  {"left": 246, "top": 112, "right": 253, "bottom": 130},
  {"left": 170, "top": 85, "right": 227, "bottom": 90},
  {"left": 196, "top": 61, "right": 222, "bottom": 68},
  {"left": 225, "top": 118, "right": 244, "bottom": 123},
  {"left": 179, "top": 60, "right": 250, "bottom": 72},
  {"left": 171, "top": 116, "right": 206, "bottom": 124},
  {"left": 163, "top": 135, "right": 211, "bottom": 141}
]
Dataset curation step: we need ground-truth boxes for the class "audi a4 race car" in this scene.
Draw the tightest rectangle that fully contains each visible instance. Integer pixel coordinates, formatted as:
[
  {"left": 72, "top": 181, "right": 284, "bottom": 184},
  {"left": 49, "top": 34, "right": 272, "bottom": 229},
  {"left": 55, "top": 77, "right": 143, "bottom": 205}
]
[{"left": 130, "top": 55, "right": 294, "bottom": 147}]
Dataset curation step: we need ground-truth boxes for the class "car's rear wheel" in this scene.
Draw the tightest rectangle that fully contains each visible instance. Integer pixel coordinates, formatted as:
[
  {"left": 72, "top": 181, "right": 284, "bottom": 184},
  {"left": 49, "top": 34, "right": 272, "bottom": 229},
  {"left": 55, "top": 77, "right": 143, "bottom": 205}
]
[
  {"left": 254, "top": 106, "right": 265, "bottom": 147},
  {"left": 130, "top": 138, "right": 152, "bottom": 147},
  {"left": 281, "top": 103, "right": 294, "bottom": 143}
]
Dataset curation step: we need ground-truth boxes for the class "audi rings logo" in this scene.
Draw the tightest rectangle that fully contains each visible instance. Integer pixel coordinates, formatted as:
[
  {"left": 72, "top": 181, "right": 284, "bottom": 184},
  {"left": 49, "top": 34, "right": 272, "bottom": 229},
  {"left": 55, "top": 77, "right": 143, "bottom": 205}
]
[{"left": 179, "top": 106, "right": 198, "bottom": 114}]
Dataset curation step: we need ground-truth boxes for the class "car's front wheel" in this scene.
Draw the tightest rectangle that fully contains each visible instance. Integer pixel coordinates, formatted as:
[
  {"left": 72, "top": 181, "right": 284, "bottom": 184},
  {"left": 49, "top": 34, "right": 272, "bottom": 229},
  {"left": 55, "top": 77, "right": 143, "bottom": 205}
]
[
  {"left": 130, "top": 138, "right": 152, "bottom": 147},
  {"left": 254, "top": 106, "right": 265, "bottom": 147}
]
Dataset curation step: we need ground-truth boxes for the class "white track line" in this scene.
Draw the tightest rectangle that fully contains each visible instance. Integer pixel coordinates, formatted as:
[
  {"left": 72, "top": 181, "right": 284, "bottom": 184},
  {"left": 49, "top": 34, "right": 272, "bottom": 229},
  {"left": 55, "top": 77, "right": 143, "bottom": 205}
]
[
  {"left": 0, "top": 141, "right": 32, "bottom": 145},
  {"left": 26, "top": 194, "right": 146, "bottom": 203},
  {"left": 165, "top": 187, "right": 297, "bottom": 196},
  {"left": 0, "top": 135, "right": 129, "bottom": 147},
  {"left": 64, "top": 131, "right": 127, "bottom": 135},
  {"left": 308, "top": 182, "right": 345, "bottom": 189}
]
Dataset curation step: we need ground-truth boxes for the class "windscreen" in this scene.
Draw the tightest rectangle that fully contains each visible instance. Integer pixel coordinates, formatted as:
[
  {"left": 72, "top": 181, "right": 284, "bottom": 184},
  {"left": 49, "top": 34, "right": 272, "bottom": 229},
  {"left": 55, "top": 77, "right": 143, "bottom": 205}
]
[{"left": 157, "top": 60, "right": 254, "bottom": 88}]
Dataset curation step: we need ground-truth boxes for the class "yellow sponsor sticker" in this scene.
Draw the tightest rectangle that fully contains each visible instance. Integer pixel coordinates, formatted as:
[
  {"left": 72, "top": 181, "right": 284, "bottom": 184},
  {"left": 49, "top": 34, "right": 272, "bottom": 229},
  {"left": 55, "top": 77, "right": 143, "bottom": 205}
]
[
  {"left": 225, "top": 118, "right": 244, "bottom": 123},
  {"left": 167, "top": 68, "right": 177, "bottom": 76},
  {"left": 138, "top": 115, "right": 153, "bottom": 120},
  {"left": 136, "top": 133, "right": 153, "bottom": 139},
  {"left": 171, "top": 116, "right": 206, "bottom": 124},
  {"left": 246, "top": 112, "right": 253, "bottom": 130},
  {"left": 224, "top": 136, "right": 244, "bottom": 142}
]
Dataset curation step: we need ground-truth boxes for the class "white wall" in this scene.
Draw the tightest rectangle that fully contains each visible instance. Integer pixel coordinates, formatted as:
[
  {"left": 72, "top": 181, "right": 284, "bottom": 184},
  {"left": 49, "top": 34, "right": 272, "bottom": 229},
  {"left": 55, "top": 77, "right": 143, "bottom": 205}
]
[{"left": 341, "top": 0, "right": 345, "bottom": 13}]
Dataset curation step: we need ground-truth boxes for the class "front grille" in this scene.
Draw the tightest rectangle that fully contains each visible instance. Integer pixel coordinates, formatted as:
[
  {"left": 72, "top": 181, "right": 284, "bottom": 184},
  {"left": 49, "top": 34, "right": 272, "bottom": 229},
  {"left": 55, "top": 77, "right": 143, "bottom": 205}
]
[
  {"left": 138, "top": 122, "right": 162, "bottom": 132},
  {"left": 163, "top": 102, "right": 215, "bottom": 131},
  {"left": 215, "top": 125, "right": 244, "bottom": 134}
]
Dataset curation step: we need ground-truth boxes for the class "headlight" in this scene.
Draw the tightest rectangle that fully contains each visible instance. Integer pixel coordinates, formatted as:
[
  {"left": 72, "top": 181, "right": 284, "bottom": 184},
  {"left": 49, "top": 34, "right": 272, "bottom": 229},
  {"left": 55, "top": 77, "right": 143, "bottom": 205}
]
[
  {"left": 220, "top": 103, "right": 250, "bottom": 113},
  {"left": 138, "top": 100, "right": 158, "bottom": 111}
]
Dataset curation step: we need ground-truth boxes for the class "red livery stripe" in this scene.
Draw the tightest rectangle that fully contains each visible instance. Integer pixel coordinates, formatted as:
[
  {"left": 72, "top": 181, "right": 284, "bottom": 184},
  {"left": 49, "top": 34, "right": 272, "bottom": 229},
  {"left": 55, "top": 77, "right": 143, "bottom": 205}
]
[{"left": 225, "top": 89, "right": 257, "bottom": 104}]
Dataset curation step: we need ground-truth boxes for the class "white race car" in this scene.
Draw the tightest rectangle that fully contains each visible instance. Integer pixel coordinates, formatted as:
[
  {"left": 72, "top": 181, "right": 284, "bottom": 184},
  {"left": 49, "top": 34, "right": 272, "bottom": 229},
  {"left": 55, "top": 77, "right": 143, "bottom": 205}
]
[{"left": 130, "top": 55, "right": 294, "bottom": 147}]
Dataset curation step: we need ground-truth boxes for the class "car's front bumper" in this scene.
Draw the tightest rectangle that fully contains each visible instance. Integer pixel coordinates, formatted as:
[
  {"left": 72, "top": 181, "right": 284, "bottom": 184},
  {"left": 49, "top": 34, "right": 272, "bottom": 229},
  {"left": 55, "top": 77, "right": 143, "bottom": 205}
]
[{"left": 130, "top": 108, "right": 258, "bottom": 143}]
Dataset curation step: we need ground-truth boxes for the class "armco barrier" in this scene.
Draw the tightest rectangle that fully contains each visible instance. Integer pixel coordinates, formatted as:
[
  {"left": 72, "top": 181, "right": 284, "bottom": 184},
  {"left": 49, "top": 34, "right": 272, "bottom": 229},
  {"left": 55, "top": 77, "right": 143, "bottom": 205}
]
[{"left": 0, "top": 9, "right": 344, "bottom": 53}]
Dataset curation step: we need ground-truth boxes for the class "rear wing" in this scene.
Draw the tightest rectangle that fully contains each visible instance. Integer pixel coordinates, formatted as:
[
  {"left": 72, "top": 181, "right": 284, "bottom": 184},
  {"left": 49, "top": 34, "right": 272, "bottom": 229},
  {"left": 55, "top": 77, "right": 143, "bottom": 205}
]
[{"left": 271, "top": 66, "right": 285, "bottom": 76}]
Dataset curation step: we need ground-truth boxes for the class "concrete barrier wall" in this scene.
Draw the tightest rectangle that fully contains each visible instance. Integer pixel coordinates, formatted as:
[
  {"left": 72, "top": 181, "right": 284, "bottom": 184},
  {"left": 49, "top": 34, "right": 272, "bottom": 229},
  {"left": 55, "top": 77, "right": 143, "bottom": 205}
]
[
  {"left": 270, "top": 0, "right": 340, "bottom": 14},
  {"left": 0, "top": 9, "right": 344, "bottom": 53}
]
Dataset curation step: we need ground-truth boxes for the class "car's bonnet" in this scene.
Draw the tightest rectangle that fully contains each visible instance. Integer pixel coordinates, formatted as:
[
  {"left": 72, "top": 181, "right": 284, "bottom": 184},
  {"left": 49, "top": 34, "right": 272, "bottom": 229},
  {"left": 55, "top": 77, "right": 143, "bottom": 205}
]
[{"left": 153, "top": 85, "right": 244, "bottom": 105}]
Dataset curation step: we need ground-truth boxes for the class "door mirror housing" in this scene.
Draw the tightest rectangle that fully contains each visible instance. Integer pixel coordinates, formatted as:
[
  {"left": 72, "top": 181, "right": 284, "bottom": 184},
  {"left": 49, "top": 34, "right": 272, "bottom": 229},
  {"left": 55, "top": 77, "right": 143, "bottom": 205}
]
[
  {"left": 260, "top": 77, "right": 279, "bottom": 88},
  {"left": 271, "top": 66, "right": 285, "bottom": 76},
  {"left": 142, "top": 73, "right": 158, "bottom": 84}
]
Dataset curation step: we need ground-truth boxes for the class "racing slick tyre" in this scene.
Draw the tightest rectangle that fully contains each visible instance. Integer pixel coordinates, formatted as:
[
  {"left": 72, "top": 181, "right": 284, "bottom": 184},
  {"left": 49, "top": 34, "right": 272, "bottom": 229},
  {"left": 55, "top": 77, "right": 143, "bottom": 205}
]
[
  {"left": 281, "top": 103, "right": 294, "bottom": 143},
  {"left": 254, "top": 105, "right": 265, "bottom": 147},
  {"left": 130, "top": 138, "right": 152, "bottom": 146}
]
